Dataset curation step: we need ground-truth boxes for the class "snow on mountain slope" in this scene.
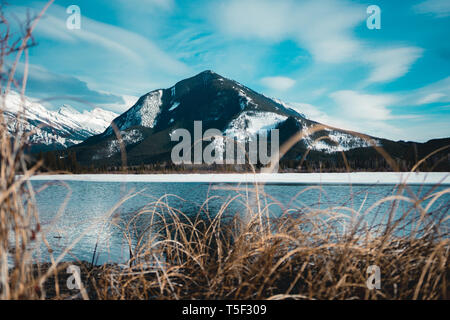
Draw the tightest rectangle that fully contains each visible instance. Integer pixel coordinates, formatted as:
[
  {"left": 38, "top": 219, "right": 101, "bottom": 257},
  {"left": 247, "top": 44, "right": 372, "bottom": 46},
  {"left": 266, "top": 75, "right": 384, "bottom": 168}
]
[
  {"left": 217, "top": 107, "right": 376, "bottom": 154},
  {"left": 56, "top": 105, "right": 117, "bottom": 134},
  {"left": 224, "top": 111, "right": 287, "bottom": 140},
  {"left": 104, "top": 90, "right": 163, "bottom": 135},
  {"left": 1, "top": 91, "right": 118, "bottom": 150},
  {"left": 93, "top": 129, "right": 144, "bottom": 159},
  {"left": 270, "top": 97, "right": 306, "bottom": 118},
  {"left": 302, "top": 126, "right": 378, "bottom": 153},
  {"left": 261, "top": 99, "right": 380, "bottom": 153}
]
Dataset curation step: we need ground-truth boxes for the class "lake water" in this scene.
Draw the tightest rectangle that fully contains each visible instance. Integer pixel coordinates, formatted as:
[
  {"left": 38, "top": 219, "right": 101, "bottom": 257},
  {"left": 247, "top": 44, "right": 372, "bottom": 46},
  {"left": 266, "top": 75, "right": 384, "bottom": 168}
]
[{"left": 25, "top": 179, "right": 449, "bottom": 265}]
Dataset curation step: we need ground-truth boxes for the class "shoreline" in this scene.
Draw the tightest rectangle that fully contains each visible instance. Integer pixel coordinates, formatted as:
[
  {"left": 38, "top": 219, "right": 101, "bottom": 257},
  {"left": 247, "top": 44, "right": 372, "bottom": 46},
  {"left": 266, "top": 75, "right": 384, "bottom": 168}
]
[{"left": 25, "top": 172, "right": 450, "bottom": 185}]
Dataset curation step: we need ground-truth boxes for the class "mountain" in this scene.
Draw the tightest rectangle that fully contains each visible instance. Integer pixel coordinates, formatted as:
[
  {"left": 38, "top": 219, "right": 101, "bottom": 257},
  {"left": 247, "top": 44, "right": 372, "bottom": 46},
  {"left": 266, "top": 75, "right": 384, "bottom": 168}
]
[
  {"left": 69, "top": 71, "right": 449, "bottom": 171},
  {"left": 1, "top": 91, "right": 118, "bottom": 152}
]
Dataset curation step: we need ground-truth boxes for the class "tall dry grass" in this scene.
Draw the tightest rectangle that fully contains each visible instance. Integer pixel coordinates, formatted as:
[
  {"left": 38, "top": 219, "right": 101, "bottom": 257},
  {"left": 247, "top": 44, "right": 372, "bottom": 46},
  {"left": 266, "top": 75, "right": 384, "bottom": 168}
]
[
  {"left": 79, "top": 183, "right": 447, "bottom": 300},
  {"left": 0, "top": 0, "right": 448, "bottom": 300},
  {"left": 0, "top": 0, "right": 59, "bottom": 299}
]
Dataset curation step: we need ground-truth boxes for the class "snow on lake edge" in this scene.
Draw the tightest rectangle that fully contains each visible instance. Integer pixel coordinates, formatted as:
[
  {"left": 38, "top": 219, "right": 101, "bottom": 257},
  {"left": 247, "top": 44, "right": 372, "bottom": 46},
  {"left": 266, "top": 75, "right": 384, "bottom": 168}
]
[{"left": 26, "top": 172, "right": 450, "bottom": 185}]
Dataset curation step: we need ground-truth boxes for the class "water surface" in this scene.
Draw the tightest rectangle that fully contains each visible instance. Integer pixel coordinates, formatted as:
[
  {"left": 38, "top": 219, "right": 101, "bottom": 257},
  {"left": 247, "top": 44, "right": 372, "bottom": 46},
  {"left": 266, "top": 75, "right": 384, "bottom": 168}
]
[{"left": 27, "top": 180, "right": 449, "bottom": 264}]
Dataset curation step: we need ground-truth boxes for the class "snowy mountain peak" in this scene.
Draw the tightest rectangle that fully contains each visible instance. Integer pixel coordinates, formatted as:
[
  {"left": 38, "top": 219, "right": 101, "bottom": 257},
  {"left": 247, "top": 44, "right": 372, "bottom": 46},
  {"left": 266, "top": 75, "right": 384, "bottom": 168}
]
[
  {"left": 200, "top": 69, "right": 216, "bottom": 75},
  {"left": 72, "top": 71, "right": 388, "bottom": 164},
  {"left": 58, "top": 105, "right": 80, "bottom": 116}
]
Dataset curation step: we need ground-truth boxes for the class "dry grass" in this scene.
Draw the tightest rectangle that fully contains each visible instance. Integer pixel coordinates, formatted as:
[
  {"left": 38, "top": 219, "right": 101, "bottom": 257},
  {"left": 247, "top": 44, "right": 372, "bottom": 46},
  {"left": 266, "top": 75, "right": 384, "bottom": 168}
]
[
  {"left": 0, "top": 0, "right": 449, "bottom": 300},
  {"left": 79, "top": 187, "right": 448, "bottom": 300},
  {"left": 17, "top": 186, "right": 447, "bottom": 300}
]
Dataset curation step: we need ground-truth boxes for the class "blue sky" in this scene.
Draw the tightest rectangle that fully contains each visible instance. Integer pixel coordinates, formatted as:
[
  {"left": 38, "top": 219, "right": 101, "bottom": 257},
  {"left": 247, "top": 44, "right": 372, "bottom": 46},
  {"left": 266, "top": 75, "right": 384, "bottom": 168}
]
[{"left": 5, "top": 0, "right": 450, "bottom": 142}]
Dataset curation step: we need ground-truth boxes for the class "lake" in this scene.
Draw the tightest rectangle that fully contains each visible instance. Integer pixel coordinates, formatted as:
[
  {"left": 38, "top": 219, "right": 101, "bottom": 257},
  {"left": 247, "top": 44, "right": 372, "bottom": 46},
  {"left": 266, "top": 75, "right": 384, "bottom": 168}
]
[{"left": 23, "top": 174, "right": 450, "bottom": 265}]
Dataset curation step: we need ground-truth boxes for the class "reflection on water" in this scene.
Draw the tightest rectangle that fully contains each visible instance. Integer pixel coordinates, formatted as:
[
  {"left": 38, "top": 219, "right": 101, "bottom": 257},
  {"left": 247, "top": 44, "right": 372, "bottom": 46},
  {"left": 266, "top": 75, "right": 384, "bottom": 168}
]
[{"left": 28, "top": 180, "right": 449, "bottom": 264}]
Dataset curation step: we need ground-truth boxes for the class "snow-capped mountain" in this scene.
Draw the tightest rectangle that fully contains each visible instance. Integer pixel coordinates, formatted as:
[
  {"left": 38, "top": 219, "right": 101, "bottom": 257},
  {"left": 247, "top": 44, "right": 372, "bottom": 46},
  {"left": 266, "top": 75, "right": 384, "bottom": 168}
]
[
  {"left": 71, "top": 70, "right": 381, "bottom": 165},
  {"left": 1, "top": 91, "right": 118, "bottom": 152}
]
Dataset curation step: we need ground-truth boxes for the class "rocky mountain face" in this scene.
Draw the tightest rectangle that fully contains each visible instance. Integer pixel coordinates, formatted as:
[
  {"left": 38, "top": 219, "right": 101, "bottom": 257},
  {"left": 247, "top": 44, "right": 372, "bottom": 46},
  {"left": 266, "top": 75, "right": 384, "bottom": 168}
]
[
  {"left": 0, "top": 91, "right": 118, "bottom": 152},
  {"left": 72, "top": 70, "right": 382, "bottom": 166}
]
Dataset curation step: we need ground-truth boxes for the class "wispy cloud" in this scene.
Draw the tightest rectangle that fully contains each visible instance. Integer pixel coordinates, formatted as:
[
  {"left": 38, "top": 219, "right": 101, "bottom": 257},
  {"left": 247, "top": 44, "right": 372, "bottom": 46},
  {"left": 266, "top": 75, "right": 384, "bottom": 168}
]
[
  {"left": 261, "top": 76, "right": 296, "bottom": 91},
  {"left": 213, "top": 0, "right": 363, "bottom": 63},
  {"left": 116, "top": 0, "right": 175, "bottom": 12},
  {"left": 363, "top": 47, "right": 423, "bottom": 84},
  {"left": 417, "top": 93, "right": 446, "bottom": 104},
  {"left": 211, "top": 0, "right": 423, "bottom": 85},
  {"left": 288, "top": 99, "right": 405, "bottom": 140},
  {"left": 413, "top": 0, "right": 450, "bottom": 17},
  {"left": 14, "top": 62, "right": 125, "bottom": 108},
  {"left": 103, "top": 95, "right": 140, "bottom": 113},
  {"left": 400, "top": 76, "right": 450, "bottom": 106},
  {"left": 329, "top": 90, "right": 397, "bottom": 121},
  {"left": 288, "top": 82, "right": 449, "bottom": 141},
  {"left": 31, "top": 4, "right": 189, "bottom": 74},
  {"left": 5, "top": 3, "right": 191, "bottom": 109}
]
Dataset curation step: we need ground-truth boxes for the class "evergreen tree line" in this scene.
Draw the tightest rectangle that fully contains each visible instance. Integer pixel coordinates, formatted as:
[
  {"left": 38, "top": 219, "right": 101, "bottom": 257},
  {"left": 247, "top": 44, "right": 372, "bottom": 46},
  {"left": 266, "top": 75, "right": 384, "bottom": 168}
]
[{"left": 33, "top": 147, "right": 449, "bottom": 174}]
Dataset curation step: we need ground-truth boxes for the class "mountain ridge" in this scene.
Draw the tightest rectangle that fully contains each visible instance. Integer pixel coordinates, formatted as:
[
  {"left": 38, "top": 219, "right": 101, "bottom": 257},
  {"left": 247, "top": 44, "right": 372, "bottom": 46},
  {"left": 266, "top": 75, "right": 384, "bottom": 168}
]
[
  {"left": 0, "top": 91, "right": 118, "bottom": 152},
  {"left": 69, "top": 71, "right": 392, "bottom": 166},
  {"left": 27, "top": 70, "right": 446, "bottom": 172}
]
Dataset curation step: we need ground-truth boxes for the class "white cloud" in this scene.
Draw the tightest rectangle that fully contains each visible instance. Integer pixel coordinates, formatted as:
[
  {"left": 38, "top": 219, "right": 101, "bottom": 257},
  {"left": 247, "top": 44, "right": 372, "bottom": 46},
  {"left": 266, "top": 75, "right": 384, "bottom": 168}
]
[
  {"left": 288, "top": 102, "right": 344, "bottom": 127},
  {"left": 401, "top": 76, "right": 450, "bottom": 106},
  {"left": 329, "top": 90, "right": 397, "bottom": 120},
  {"left": 20, "top": 5, "right": 189, "bottom": 76},
  {"left": 216, "top": 0, "right": 292, "bottom": 41},
  {"left": 213, "top": 0, "right": 364, "bottom": 63},
  {"left": 115, "top": 0, "right": 175, "bottom": 13},
  {"left": 212, "top": 0, "right": 422, "bottom": 84},
  {"left": 413, "top": 0, "right": 450, "bottom": 17},
  {"left": 417, "top": 93, "right": 446, "bottom": 104},
  {"left": 13, "top": 62, "right": 125, "bottom": 106},
  {"left": 311, "top": 88, "right": 327, "bottom": 97},
  {"left": 405, "top": 121, "right": 450, "bottom": 142},
  {"left": 261, "top": 76, "right": 296, "bottom": 91},
  {"left": 287, "top": 100, "right": 405, "bottom": 140},
  {"left": 99, "top": 95, "right": 140, "bottom": 113},
  {"left": 291, "top": 0, "right": 363, "bottom": 63},
  {"left": 36, "top": 14, "right": 141, "bottom": 63},
  {"left": 363, "top": 47, "right": 423, "bottom": 84}
]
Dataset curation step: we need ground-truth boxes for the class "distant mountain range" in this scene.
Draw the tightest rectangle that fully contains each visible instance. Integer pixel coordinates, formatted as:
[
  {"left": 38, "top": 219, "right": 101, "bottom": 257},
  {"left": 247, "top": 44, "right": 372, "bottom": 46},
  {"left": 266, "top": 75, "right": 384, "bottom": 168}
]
[
  {"left": 2, "top": 71, "right": 448, "bottom": 171},
  {"left": 1, "top": 91, "right": 117, "bottom": 152}
]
